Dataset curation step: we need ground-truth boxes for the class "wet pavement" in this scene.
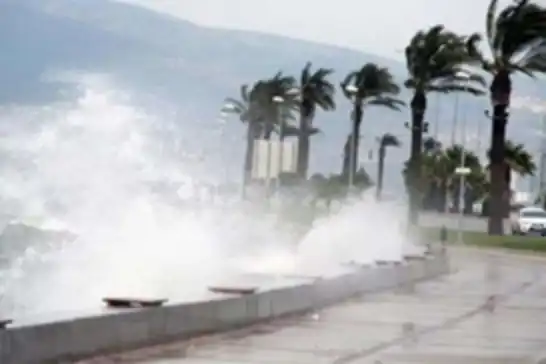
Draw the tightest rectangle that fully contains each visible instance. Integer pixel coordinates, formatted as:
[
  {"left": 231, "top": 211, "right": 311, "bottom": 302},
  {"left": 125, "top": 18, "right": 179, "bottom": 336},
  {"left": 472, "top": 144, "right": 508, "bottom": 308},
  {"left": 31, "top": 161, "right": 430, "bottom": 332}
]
[{"left": 85, "top": 248, "right": 546, "bottom": 364}]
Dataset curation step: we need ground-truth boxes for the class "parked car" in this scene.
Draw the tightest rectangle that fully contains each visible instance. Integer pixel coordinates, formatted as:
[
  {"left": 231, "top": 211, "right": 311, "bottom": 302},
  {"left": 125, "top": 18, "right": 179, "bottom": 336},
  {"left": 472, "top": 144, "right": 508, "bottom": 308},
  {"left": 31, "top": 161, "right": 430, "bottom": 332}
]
[{"left": 511, "top": 206, "right": 546, "bottom": 236}]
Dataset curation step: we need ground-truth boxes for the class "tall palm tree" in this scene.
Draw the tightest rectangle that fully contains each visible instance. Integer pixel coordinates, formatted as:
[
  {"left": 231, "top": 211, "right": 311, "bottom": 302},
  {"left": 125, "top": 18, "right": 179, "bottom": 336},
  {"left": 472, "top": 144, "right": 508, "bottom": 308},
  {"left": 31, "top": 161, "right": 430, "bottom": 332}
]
[
  {"left": 222, "top": 73, "right": 298, "bottom": 191},
  {"left": 222, "top": 83, "right": 261, "bottom": 191},
  {"left": 466, "top": 0, "right": 546, "bottom": 234},
  {"left": 251, "top": 72, "right": 298, "bottom": 140},
  {"left": 403, "top": 136, "right": 442, "bottom": 201},
  {"left": 485, "top": 140, "right": 536, "bottom": 214},
  {"left": 376, "top": 133, "right": 401, "bottom": 200},
  {"left": 341, "top": 63, "right": 404, "bottom": 182},
  {"left": 419, "top": 144, "right": 483, "bottom": 212},
  {"left": 297, "top": 62, "right": 336, "bottom": 179},
  {"left": 442, "top": 145, "right": 483, "bottom": 212},
  {"left": 404, "top": 24, "right": 485, "bottom": 224}
]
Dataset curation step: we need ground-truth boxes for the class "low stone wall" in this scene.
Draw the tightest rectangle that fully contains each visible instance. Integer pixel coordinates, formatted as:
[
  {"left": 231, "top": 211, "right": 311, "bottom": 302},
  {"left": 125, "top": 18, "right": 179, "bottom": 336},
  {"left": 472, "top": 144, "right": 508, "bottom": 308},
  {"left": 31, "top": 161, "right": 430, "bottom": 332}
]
[{"left": 0, "top": 253, "right": 449, "bottom": 364}]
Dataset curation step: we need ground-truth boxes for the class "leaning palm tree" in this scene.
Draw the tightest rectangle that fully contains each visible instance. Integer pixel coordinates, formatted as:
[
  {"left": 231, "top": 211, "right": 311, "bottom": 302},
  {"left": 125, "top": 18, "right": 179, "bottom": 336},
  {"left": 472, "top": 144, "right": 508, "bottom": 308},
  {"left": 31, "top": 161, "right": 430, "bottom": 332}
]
[
  {"left": 297, "top": 62, "right": 336, "bottom": 179},
  {"left": 341, "top": 63, "right": 404, "bottom": 183},
  {"left": 222, "top": 83, "right": 261, "bottom": 191},
  {"left": 376, "top": 133, "right": 401, "bottom": 200},
  {"left": 466, "top": 0, "right": 546, "bottom": 234},
  {"left": 443, "top": 145, "right": 482, "bottom": 212},
  {"left": 485, "top": 140, "right": 536, "bottom": 214},
  {"left": 222, "top": 73, "right": 298, "bottom": 192},
  {"left": 404, "top": 24, "right": 486, "bottom": 224},
  {"left": 251, "top": 72, "right": 299, "bottom": 140},
  {"left": 423, "top": 136, "right": 442, "bottom": 154},
  {"left": 420, "top": 144, "right": 482, "bottom": 212}
]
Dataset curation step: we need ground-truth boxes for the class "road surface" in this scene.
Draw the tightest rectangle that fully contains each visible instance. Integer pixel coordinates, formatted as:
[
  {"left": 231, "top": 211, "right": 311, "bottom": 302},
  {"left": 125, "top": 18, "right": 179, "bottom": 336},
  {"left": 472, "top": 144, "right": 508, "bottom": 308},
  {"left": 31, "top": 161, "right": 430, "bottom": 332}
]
[{"left": 84, "top": 248, "right": 546, "bottom": 363}]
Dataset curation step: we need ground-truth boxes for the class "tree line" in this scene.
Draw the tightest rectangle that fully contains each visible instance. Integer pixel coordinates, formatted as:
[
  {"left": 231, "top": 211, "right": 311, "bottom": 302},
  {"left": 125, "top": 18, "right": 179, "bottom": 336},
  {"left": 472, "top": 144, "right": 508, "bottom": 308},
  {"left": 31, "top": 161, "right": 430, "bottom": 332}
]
[{"left": 223, "top": 0, "right": 546, "bottom": 235}]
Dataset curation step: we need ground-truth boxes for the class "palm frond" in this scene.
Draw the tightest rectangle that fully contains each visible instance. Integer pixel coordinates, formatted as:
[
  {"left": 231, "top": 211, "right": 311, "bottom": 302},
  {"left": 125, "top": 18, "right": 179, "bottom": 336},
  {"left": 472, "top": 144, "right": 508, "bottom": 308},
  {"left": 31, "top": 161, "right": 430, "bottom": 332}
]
[
  {"left": 240, "top": 84, "right": 250, "bottom": 103},
  {"left": 428, "top": 84, "right": 486, "bottom": 96},
  {"left": 282, "top": 125, "right": 321, "bottom": 137},
  {"left": 300, "top": 63, "right": 336, "bottom": 116},
  {"left": 485, "top": 0, "right": 499, "bottom": 58},
  {"left": 486, "top": 139, "right": 537, "bottom": 175},
  {"left": 480, "top": 0, "right": 546, "bottom": 76},
  {"left": 423, "top": 137, "right": 442, "bottom": 153},
  {"left": 380, "top": 133, "right": 401, "bottom": 148},
  {"left": 405, "top": 25, "right": 487, "bottom": 95},
  {"left": 222, "top": 98, "right": 246, "bottom": 114},
  {"left": 340, "top": 71, "right": 358, "bottom": 99},
  {"left": 466, "top": 34, "right": 495, "bottom": 73},
  {"left": 342, "top": 63, "right": 402, "bottom": 115},
  {"left": 367, "top": 96, "right": 406, "bottom": 111}
]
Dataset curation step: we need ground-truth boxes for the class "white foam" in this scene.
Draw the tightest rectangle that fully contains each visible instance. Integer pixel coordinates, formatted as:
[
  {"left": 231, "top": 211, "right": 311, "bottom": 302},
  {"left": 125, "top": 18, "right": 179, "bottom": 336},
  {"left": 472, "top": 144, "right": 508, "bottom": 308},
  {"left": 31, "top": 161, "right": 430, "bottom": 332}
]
[{"left": 0, "top": 73, "right": 417, "bottom": 318}]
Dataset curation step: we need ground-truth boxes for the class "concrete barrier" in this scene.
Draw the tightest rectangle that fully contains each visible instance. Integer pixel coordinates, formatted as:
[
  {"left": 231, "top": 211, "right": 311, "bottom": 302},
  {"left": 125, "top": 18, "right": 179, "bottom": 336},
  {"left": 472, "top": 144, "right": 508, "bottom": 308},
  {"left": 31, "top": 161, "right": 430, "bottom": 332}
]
[{"left": 0, "top": 252, "right": 449, "bottom": 364}]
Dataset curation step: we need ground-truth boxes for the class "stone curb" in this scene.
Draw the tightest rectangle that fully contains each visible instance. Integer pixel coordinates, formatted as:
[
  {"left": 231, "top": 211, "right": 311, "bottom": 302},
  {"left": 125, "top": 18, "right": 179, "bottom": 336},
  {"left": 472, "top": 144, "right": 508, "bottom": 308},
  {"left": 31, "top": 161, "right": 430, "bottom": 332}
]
[{"left": 0, "top": 253, "right": 449, "bottom": 364}]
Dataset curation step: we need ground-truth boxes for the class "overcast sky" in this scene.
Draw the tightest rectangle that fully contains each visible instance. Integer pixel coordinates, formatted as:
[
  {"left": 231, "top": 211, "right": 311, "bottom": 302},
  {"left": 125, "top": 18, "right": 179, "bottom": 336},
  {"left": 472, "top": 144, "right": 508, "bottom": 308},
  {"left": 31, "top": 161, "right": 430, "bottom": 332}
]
[{"left": 116, "top": 0, "right": 538, "bottom": 59}]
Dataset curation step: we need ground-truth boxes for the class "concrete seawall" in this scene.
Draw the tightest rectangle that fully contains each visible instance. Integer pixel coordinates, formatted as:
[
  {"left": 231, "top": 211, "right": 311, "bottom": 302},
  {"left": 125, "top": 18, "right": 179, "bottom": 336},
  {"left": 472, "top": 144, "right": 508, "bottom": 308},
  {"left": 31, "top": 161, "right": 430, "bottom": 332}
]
[{"left": 0, "top": 253, "right": 449, "bottom": 364}]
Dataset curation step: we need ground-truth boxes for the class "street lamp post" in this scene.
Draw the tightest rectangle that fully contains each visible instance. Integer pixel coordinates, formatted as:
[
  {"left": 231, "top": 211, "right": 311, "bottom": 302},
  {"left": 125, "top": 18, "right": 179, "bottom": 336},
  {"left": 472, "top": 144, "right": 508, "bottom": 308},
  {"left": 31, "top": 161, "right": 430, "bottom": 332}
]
[
  {"left": 221, "top": 103, "right": 248, "bottom": 200},
  {"left": 271, "top": 88, "right": 300, "bottom": 195},
  {"left": 455, "top": 86, "right": 469, "bottom": 245},
  {"left": 272, "top": 95, "right": 285, "bottom": 194}
]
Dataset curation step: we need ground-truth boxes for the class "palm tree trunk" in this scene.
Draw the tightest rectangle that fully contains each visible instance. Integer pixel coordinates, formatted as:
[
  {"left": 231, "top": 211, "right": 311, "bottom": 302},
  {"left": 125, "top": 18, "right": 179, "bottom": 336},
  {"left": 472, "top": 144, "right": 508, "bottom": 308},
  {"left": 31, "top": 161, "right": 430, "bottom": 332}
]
[
  {"left": 263, "top": 123, "right": 274, "bottom": 140},
  {"left": 243, "top": 123, "right": 256, "bottom": 196},
  {"left": 297, "top": 114, "right": 311, "bottom": 180},
  {"left": 408, "top": 91, "right": 426, "bottom": 225},
  {"left": 504, "top": 164, "right": 511, "bottom": 216},
  {"left": 376, "top": 145, "right": 386, "bottom": 200},
  {"left": 488, "top": 112, "right": 507, "bottom": 234},
  {"left": 342, "top": 134, "right": 350, "bottom": 177},
  {"left": 351, "top": 102, "right": 363, "bottom": 179},
  {"left": 488, "top": 71, "right": 510, "bottom": 235}
]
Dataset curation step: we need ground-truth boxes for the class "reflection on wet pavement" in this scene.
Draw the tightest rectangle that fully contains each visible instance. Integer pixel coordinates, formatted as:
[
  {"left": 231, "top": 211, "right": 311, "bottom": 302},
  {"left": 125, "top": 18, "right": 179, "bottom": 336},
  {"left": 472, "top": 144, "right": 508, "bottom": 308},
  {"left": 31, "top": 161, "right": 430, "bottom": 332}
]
[{"left": 84, "top": 248, "right": 546, "bottom": 364}]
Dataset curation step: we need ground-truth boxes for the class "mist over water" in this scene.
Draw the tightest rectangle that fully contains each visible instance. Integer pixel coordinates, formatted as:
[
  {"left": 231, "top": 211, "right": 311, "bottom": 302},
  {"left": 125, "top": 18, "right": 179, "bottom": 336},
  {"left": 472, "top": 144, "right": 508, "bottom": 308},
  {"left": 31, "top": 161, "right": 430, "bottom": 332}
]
[{"left": 0, "top": 74, "right": 415, "bottom": 319}]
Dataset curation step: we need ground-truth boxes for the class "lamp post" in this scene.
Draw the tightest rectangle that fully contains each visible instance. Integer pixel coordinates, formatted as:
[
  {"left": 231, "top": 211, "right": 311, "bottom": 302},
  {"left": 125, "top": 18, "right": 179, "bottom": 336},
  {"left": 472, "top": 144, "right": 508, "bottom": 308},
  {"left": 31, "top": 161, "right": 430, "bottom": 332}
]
[
  {"left": 271, "top": 88, "right": 300, "bottom": 195},
  {"left": 454, "top": 72, "right": 470, "bottom": 245},
  {"left": 344, "top": 84, "right": 358, "bottom": 190},
  {"left": 221, "top": 103, "right": 248, "bottom": 200},
  {"left": 272, "top": 95, "right": 285, "bottom": 194},
  {"left": 455, "top": 133, "right": 470, "bottom": 245}
]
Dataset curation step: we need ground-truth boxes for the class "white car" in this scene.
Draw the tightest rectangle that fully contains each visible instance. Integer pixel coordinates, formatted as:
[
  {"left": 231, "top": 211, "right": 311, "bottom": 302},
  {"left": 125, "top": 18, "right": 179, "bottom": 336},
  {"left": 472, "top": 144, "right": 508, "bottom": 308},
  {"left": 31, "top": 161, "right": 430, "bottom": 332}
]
[{"left": 511, "top": 207, "right": 546, "bottom": 235}]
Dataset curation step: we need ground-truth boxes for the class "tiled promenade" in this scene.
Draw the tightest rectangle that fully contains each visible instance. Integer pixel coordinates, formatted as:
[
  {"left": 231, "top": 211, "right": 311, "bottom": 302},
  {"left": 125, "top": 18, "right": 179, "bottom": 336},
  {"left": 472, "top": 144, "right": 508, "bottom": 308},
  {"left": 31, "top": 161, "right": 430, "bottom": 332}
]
[{"left": 85, "top": 248, "right": 546, "bottom": 364}]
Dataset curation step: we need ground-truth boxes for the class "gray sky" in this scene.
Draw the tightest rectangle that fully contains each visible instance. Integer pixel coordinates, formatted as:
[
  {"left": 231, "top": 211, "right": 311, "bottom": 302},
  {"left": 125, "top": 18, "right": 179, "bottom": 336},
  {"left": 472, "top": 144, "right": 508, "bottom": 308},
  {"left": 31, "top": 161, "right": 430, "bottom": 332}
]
[{"left": 117, "top": 0, "right": 531, "bottom": 59}]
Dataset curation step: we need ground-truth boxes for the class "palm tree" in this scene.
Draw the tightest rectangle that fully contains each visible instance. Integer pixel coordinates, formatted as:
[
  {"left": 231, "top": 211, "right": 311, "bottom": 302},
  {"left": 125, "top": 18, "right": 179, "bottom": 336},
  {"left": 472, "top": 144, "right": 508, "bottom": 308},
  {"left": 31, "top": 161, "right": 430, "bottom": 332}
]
[
  {"left": 404, "top": 24, "right": 485, "bottom": 224},
  {"left": 376, "top": 133, "right": 401, "bottom": 200},
  {"left": 442, "top": 145, "right": 483, "bottom": 212},
  {"left": 297, "top": 62, "right": 336, "bottom": 179},
  {"left": 403, "top": 137, "right": 442, "bottom": 204},
  {"left": 222, "top": 73, "right": 298, "bottom": 191},
  {"left": 485, "top": 140, "right": 536, "bottom": 215},
  {"left": 251, "top": 72, "right": 299, "bottom": 140},
  {"left": 466, "top": 0, "right": 546, "bottom": 234},
  {"left": 222, "top": 83, "right": 261, "bottom": 191},
  {"left": 418, "top": 144, "right": 483, "bottom": 212},
  {"left": 341, "top": 63, "right": 404, "bottom": 183},
  {"left": 423, "top": 136, "right": 442, "bottom": 154}
]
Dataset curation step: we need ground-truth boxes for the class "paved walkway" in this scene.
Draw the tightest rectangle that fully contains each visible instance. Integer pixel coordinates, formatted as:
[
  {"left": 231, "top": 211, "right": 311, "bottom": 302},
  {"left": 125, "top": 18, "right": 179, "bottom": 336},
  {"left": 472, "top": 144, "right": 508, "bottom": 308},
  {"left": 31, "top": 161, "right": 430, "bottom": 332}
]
[{"left": 85, "top": 249, "right": 546, "bottom": 363}]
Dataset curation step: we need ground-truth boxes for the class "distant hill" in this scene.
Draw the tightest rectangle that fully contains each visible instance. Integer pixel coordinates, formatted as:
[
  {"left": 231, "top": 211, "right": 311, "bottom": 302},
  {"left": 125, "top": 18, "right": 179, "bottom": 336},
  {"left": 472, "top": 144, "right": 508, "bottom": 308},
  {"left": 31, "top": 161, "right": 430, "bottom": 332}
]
[
  {"left": 1, "top": 0, "right": 545, "bottom": 191},
  {"left": 0, "top": 0, "right": 401, "bottom": 106}
]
